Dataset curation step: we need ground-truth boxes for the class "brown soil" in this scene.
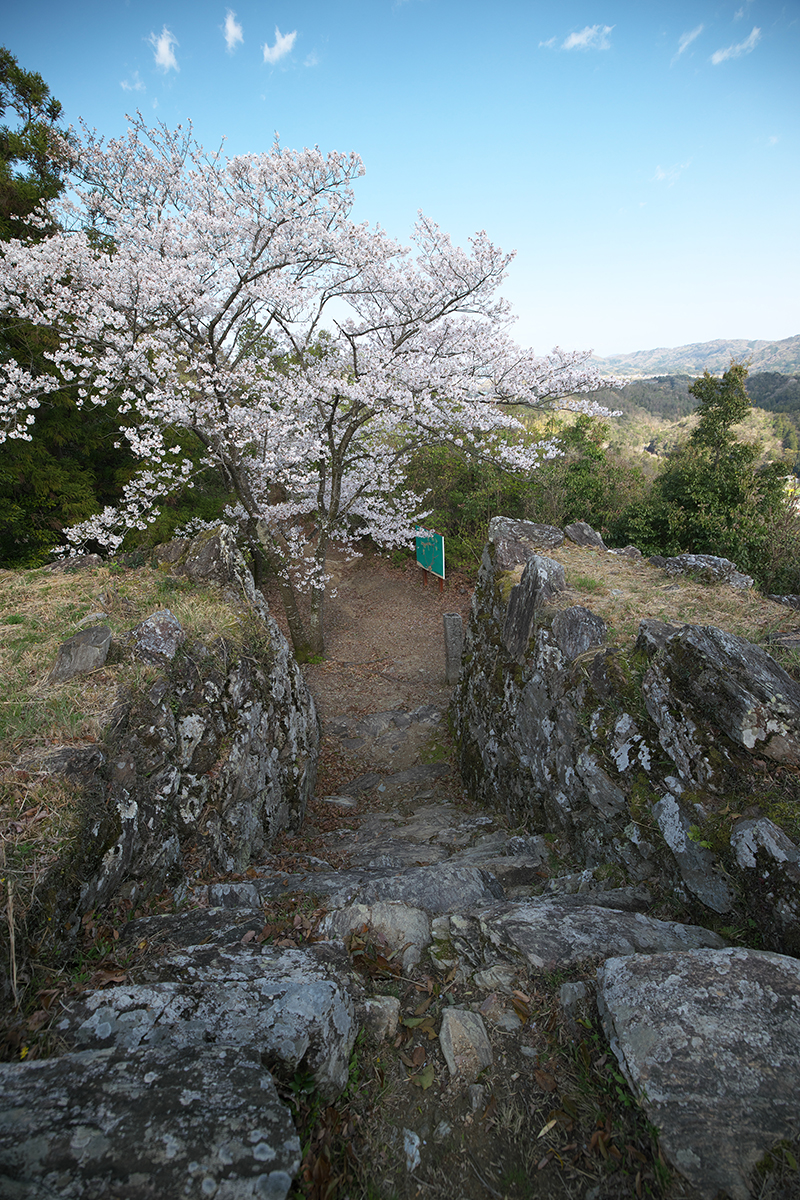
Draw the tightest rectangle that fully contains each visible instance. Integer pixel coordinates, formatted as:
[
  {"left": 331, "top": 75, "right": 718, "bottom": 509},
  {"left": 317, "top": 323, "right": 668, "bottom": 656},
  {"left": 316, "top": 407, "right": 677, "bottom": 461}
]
[{"left": 267, "top": 547, "right": 474, "bottom": 723}]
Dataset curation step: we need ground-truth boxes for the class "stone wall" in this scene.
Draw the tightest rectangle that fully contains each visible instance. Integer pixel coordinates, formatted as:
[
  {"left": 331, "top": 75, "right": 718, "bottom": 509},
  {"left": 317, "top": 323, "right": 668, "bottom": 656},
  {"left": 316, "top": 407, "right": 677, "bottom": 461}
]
[
  {"left": 31, "top": 527, "right": 320, "bottom": 946},
  {"left": 450, "top": 523, "right": 800, "bottom": 954}
]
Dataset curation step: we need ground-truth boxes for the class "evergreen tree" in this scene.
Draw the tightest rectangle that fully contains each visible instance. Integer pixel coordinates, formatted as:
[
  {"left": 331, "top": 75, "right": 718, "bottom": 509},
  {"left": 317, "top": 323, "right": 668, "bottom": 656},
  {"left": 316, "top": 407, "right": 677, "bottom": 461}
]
[
  {"left": 611, "top": 361, "right": 800, "bottom": 590},
  {"left": 0, "top": 49, "right": 139, "bottom": 566}
]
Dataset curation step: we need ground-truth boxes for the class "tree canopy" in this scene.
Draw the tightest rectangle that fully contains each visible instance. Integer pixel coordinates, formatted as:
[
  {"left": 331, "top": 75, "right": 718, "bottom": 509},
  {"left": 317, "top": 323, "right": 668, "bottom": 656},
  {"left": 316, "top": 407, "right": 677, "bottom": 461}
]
[{"left": 0, "top": 115, "right": 619, "bottom": 655}]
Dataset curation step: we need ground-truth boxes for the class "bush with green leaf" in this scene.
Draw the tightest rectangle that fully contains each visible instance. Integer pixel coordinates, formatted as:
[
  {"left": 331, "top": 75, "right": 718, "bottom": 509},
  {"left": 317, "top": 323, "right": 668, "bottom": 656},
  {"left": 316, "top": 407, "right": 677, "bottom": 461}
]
[{"left": 610, "top": 362, "right": 800, "bottom": 592}]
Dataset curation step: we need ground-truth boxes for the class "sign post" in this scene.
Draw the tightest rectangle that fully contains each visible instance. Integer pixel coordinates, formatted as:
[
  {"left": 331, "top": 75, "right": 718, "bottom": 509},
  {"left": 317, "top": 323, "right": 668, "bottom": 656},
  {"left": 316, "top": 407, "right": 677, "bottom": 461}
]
[{"left": 415, "top": 530, "right": 445, "bottom": 592}]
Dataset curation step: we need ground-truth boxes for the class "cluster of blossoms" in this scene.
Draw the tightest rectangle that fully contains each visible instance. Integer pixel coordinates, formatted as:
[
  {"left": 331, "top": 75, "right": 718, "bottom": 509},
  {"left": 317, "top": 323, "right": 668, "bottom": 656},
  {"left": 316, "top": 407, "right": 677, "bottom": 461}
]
[{"left": 0, "top": 115, "right": 624, "bottom": 655}]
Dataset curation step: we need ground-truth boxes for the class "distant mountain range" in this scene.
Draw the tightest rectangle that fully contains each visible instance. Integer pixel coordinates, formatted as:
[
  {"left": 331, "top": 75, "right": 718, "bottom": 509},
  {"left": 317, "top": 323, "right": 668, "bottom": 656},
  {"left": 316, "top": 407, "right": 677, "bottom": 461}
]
[{"left": 593, "top": 334, "right": 800, "bottom": 377}]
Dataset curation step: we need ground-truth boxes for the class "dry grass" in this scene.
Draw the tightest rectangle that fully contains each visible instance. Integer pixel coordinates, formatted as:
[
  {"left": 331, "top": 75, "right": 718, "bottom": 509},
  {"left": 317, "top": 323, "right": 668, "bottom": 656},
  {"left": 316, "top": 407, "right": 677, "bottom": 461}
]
[
  {"left": 500, "top": 542, "right": 799, "bottom": 665},
  {"left": 0, "top": 558, "right": 261, "bottom": 1021}
]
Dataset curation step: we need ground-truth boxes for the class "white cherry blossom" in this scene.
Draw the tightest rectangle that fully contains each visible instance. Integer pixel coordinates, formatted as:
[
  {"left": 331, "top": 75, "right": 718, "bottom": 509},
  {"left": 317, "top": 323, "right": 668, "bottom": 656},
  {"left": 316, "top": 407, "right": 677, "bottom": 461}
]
[{"left": 0, "top": 115, "right": 624, "bottom": 657}]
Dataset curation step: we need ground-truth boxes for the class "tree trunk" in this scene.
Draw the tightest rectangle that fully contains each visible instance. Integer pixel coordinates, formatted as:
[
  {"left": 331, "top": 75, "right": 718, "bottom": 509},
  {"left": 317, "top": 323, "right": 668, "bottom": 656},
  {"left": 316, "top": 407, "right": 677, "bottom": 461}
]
[
  {"left": 252, "top": 520, "right": 320, "bottom": 662},
  {"left": 306, "top": 532, "right": 329, "bottom": 660}
]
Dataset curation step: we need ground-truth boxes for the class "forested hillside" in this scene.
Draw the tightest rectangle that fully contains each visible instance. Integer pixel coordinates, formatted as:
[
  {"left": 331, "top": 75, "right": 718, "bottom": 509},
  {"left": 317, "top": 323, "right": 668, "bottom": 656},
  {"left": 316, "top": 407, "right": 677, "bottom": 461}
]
[
  {"left": 594, "top": 334, "right": 800, "bottom": 376},
  {"left": 589, "top": 371, "right": 800, "bottom": 426}
]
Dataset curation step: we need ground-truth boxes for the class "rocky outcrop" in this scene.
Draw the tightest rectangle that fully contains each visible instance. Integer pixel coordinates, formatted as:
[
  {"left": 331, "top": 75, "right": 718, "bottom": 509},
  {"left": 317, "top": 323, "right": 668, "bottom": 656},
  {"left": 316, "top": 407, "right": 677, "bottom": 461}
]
[
  {"left": 598, "top": 947, "right": 800, "bottom": 1200},
  {"left": 450, "top": 532, "right": 800, "bottom": 955},
  {"left": 5, "top": 527, "right": 800, "bottom": 1200},
  {"left": 31, "top": 526, "right": 319, "bottom": 948},
  {"left": 649, "top": 553, "right": 754, "bottom": 589},
  {"left": 3, "top": 698, "right": 799, "bottom": 1199}
]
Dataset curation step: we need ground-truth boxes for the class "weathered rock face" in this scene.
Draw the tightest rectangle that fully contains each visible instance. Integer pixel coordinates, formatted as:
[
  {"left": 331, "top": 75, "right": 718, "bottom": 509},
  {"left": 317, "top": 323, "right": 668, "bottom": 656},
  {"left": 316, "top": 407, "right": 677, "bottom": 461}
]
[
  {"left": 486, "top": 515, "right": 564, "bottom": 567},
  {"left": 597, "top": 947, "right": 800, "bottom": 1200},
  {"left": 0, "top": 908, "right": 360, "bottom": 1199},
  {"left": 653, "top": 552, "right": 754, "bottom": 590},
  {"left": 450, "top": 535, "right": 800, "bottom": 952},
  {"left": 33, "top": 526, "right": 320, "bottom": 943},
  {"left": 0, "top": 1044, "right": 301, "bottom": 1200}
]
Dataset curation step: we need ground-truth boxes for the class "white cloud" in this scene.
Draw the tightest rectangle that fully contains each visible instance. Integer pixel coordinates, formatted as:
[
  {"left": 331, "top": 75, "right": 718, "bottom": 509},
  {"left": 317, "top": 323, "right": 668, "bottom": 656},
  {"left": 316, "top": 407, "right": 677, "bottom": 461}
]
[
  {"left": 263, "top": 26, "right": 296, "bottom": 65},
  {"left": 538, "top": 36, "right": 557, "bottom": 49},
  {"left": 768, "top": 135, "right": 779, "bottom": 145},
  {"left": 674, "top": 24, "right": 704, "bottom": 59},
  {"left": 711, "top": 26, "right": 761, "bottom": 64},
  {"left": 121, "top": 70, "right": 145, "bottom": 92},
  {"left": 304, "top": 52, "right": 319, "bottom": 68},
  {"left": 562, "top": 24, "right": 614, "bottom": 51},
  {"left": 653, "top": 160, "right": 692, "bottom": 186},
  {"left": 224, "top": 10, "right": 243, "bottom": 52},
  {"left": 149, "top": 26, "right": 179, "bottom": 72}
]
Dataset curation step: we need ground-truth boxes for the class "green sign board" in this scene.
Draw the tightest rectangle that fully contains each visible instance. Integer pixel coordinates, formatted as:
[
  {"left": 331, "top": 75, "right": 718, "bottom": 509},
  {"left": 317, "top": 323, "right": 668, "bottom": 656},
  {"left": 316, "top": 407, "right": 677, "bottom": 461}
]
[{"left": 415, "top": 531, "right": 445, "bottom": 579}]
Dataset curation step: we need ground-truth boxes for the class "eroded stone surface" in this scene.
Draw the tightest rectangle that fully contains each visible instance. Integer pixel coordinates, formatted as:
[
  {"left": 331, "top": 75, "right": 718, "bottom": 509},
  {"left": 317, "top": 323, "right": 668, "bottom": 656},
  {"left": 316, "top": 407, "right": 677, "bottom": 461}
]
[
  {"left": 59, "top": 922, "right": 356, "bottom": 1102},
  {"left": 47, "top": 626, "right": 112, "bottom": 684},
  {"left": 0, "top": 1043, "right": 300, "bottom": 1199},
  {"left": 476, "top": 900, "right": 727, "bottom": 970},
  {"left": 439, "top": 1009, "right": 493, "bottom": 1082},
  {"left": 487, "top": 515, "right": 564, "bottom": 568},
  {"left": 451, "top": 525, "right": 800, "bottom": 956},
  {"left": 564, "top": 521, "right": 606, "bottom": 550},
  {"left": 128, "top": 608, "right": 185, "bottom": 663},
  {"left": 321, "top": 901, "right": 431, "bottom": 970},
  {"left": 661, "top": 553, "right": 754, "bottom": 589},
  {"left": 597, "top": 947, "right": 800, "bottom": 1200},
  {"left": 644, "top": 624, "right": 800, "bottom": 773},
  {"left": 502, "top": 552, "right": 566, "bottom": 658}
]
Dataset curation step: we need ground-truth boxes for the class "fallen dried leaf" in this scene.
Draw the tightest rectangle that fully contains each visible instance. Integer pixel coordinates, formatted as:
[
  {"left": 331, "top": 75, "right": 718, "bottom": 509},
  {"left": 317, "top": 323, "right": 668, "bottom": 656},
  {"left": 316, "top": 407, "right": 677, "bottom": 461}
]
[
  {"left": 534, "top": 1069, "right": 557, "bottom": 1093},
  {"left": 410, "top": 1063, "right": 435, "bottom": 1090}
]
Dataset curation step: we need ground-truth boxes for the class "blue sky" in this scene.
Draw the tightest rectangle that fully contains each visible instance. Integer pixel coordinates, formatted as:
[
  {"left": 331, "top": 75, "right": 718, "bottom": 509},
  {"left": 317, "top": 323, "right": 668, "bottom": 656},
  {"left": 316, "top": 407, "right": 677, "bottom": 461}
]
[{"left": 3, "top": 1, "right": 798, "bottom": 357}]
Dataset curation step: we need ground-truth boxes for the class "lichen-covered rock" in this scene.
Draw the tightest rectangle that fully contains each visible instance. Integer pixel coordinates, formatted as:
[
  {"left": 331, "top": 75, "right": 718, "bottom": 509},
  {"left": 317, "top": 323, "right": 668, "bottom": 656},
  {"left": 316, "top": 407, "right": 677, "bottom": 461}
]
[
  {"left": 450, "top": 523, "right": 800, "bottom": 952},
  {"left": 487, "top": 515, "right": 564, "bottom": 567},
  {"left": 564, "top": 520, "right": 606, "bottom": 549},
  {"left": 127, "top": 607, "right": 185, "bottom": 663},
  {"left": 47, "top": 625, "right": 112, "bottom": 683},
  {"left": 476, "top": 899, "right": 727, "bottom": 970},
  {"left": 502, "top": 552, "right": 566, "bottom": 658},
  {"left": 31, "top": 529, "right": 319, "bottom": 945},
  {"left": 643, "top": 624, "right": 800, "bottom": 775},
  {"left": 660, "top": 553, "right": 754, "bottom": 589},
  {"left": 730, "top": 817, "right": 800, "bottom": 955},
  {"left": 0, "top": 1043, "right": 301, "bottom": 1199},
  {"left": 597, "top": 947, "right": 800, "bottom": 1200},
  {"left": 59, "top": 934, "right": 356, "bottom": 1102},
  {"left": 651, "top": 791, "right": 735, "bottom": 913}
]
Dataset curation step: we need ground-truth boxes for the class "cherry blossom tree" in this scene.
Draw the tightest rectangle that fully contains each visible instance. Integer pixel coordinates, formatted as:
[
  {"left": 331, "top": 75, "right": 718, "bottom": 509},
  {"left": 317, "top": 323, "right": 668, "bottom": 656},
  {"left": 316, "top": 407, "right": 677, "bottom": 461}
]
[{"left": 0, "top": 115, "right": 620, "bottom": 658}]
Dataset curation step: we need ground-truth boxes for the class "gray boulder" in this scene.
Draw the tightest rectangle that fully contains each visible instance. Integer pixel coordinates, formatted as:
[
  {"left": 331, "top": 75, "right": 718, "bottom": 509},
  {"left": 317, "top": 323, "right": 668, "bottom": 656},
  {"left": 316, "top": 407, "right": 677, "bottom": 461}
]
[
  {"left": 502, "top": 553, "right": 566, "bottom": 658},
  {"left": 476, "top": 899, "right": 727, "bottom": 970},
  {"left": 58, "top": 911, "right": 357, "bottom": 1102},
  {"left": 597, "top": 947, "right": 800, "bottom": 1200},
  {"left": 564, "top": 521, "right": 606, "bottom": 549},
  {"left": 47, "top": 626, "right": 112, "bottom": 683},
  {"left": 127, "top": 608, "right": 185, "bottom": 663},
  {"left": 730, "top": 817, "right": 800, "bottom": 955},
  {"left": 661, "top": 553, "right": 754, "bottom": 589},
  {"left": 0, "top": 1044, "right": 300, "bottom": 1200},
  {"left": 439, "top": 1009, "right": 492, "bottom": 1082},
  {"left": 487, "top": 516, "right": 563, "bottom": 568},
  {"left": 643, "top": 624, "right": 800, "bottom": 776}
]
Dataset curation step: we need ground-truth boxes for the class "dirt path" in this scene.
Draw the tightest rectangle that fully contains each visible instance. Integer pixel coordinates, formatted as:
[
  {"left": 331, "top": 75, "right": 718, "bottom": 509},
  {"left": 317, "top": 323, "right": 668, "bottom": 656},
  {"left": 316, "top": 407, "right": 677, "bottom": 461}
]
[
  {"left": 264, "top": 549, "right": 474, "bottom": 810},
  {"left": 299, "top": 548, "right": 473, "bottom": 722}
]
